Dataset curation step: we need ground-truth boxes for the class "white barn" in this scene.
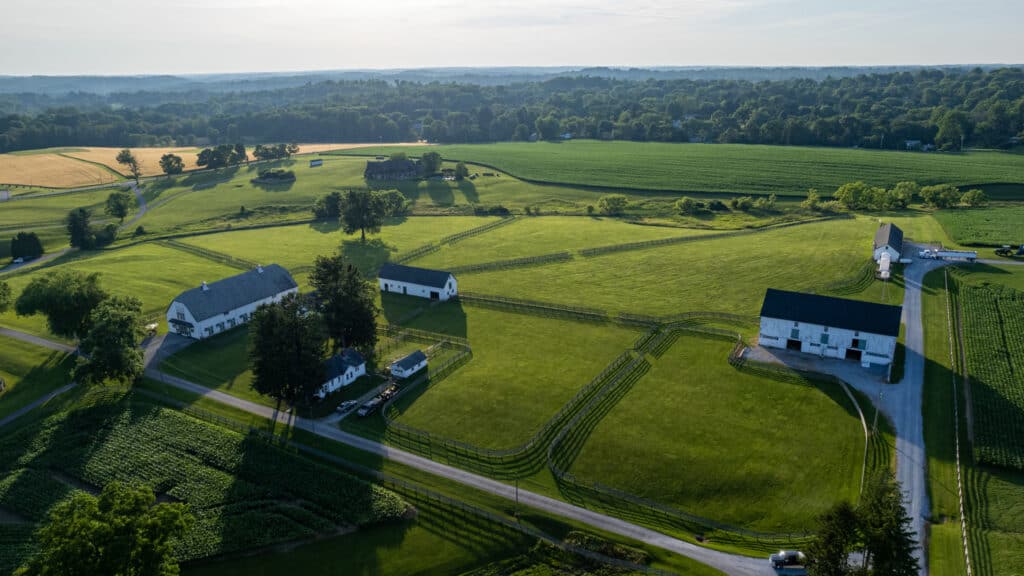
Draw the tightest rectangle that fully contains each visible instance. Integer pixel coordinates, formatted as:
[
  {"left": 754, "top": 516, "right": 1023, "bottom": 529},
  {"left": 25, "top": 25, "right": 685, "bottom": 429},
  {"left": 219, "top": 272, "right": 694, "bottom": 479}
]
[
  {"left": 317, "top": 348, "right": 367, "bottom": 399},
  {"left": 166, "top": 264, "right": 298, "bottom": 340},
  {"left": 873, "top": 223, "right": 904, "bottom": 263},
  {"left": 391, "top": 350, "right": 427, "bottom": 379},
  {"left": 758, "top": 288, "right": 902, "bottom": 368},
  {"left": 378, "top": 263, "right": 457, "bottom": 301}
]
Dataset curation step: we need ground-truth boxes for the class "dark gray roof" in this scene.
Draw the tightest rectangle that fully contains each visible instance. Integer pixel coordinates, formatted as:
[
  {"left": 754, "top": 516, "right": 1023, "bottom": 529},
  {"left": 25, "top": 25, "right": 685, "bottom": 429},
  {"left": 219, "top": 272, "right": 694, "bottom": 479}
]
[
  {"left": 325, "top": 348, "right": 366, "bottom": 380},
  {"left": 395, "top": 350, "right": 427, "bottom": 371},
  {"left": 378, "top": 263, "right": 454, "bottom": 289},
  {"left": 171, "top": 264, "right": 297, "bottom": 322},
  {"left": 760, "top": 288, "right": 903, "bottom": 337},
  {"left": 364, "top": 159, "right": 419, "bottom": 176},
  {"left": 873, "top": 223, "right": 903, "bottom": 254}
]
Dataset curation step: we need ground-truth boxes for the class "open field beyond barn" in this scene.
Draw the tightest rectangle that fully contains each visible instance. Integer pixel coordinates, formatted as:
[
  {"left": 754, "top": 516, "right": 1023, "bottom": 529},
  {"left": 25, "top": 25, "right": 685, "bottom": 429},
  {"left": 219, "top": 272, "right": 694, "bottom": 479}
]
[{"left": 0, "top": 151, "right": 120, "bottom": 187}]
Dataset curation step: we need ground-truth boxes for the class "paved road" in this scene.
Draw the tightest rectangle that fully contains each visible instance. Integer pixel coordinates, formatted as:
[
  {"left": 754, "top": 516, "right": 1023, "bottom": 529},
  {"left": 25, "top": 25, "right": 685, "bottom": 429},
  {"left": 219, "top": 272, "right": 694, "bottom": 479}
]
[
  {"left": 0, "top": 248, "right": 73, "bottom": 276},
  {"left": 0, "top": 383, "right": 77, "bottom": 430},
  {"left": 0, "top": 327, "right": 76, "bottom": 353},
  {"left": 121, "top": 182, "right": 148, "bottom": 230}
]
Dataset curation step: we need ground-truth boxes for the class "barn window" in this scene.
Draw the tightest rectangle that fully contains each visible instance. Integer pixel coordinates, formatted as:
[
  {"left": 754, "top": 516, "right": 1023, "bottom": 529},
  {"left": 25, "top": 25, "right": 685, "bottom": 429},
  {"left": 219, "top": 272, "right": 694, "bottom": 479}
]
[
  {"left": 793, "top": 321, "right": 799, "bottom": 327},
  {"left": 790, "top": 328, "right": 800, "bottom": 339},
  {"left": 820, "top": 333, "right": 830, "bottom": 345},
  {"left": 177, "top": 312, "right": 185, "bottom": 321},
  {"left": 824, "top": 326, "right": 829, "bottom": 333}
]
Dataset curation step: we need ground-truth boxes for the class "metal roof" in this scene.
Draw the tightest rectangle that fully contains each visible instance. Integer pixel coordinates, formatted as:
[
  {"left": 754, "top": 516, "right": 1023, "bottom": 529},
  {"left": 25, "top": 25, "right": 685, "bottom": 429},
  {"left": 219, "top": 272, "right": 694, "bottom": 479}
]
[
  {"left": 873, "top": 223, "right": 904, "bottom": 254},
  {"left": 171, "top": 264, "right": 297, "bottom": 322},
  {"left": 394, "top": 350, "right": 427, "bottom": 371},
  {"left": 760, "top": 288, "right": 902, "bottom": 337},
  {"left": 378, "top": 263, "right": 454, "bottom": 289},
  {"left": 324, "top": 348, "right": 366, "bottom": 380}
]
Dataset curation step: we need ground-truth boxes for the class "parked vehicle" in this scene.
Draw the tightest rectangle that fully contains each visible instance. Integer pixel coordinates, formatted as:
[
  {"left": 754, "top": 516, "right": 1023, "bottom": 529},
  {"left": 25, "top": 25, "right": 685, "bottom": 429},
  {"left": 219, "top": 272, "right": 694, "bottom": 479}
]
[
  {"left": 336, "top": 400, "right": 359, "bottom": 413},
  {"left": 356, "top": 398, "right": 382, "bottom": 417},
  {"left": 12, "top": 257, "right": 23, "bottom": 264},
  {"left": 769, "top": 550, "right": 806, "bottom": 570},
  {"left": 995, "top": 244, "right": 1024, "bottom": 257}
]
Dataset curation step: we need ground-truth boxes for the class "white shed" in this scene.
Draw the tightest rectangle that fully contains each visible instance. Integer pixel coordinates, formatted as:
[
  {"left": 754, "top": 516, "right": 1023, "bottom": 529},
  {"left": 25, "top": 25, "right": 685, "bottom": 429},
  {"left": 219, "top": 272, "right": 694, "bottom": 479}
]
[
  {"left": 378, "top": 263, "right": 457, "bottom": 301},
  {"left": 758, "top": 288, "right": 902, "bottom": 368},
  {"left": 165, "top": 264, "right": 298, "bottom": 340},
  {"left": 317, "top": 348, "right": 367, "bottom": 399},
  {"left": 391, "top": 350, "right": 427, "bottom": 379},
  {"left": 873, "top": 223, "right": 904, "bottom": 263}
]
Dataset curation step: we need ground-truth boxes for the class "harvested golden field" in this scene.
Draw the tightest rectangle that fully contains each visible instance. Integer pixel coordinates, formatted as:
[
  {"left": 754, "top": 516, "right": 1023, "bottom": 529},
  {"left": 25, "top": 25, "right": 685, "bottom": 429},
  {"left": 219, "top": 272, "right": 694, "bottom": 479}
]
[{"left": 0, "top": 153, "right": 119, "bottom": 187}]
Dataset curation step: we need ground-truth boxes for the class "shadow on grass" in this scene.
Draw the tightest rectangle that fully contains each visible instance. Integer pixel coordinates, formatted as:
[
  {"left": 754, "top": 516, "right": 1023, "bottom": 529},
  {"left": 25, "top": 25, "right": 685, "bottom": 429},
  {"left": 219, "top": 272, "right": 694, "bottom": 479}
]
[
  {"left": 457, "top": 181, "right": 479, "bottom": 203},
  {"left": 340, "top": 238, "right": 394, "bottom": 278}
]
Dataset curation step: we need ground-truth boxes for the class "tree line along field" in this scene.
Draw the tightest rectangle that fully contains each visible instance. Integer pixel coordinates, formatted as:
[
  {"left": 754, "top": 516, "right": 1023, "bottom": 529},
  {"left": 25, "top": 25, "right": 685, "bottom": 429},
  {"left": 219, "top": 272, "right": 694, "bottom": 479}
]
[
  {"left": 0, "top": 389, "right": 408, "bottom": 573},
  {"left": 330, "top": 141, "right": 1024, "bottom": 197}
]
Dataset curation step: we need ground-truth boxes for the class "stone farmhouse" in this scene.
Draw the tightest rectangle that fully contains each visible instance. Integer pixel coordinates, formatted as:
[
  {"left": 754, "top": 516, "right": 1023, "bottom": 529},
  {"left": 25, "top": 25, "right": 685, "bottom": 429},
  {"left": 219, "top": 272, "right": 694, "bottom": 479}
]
[
  {"left": 873, "top": 222, "right": 904, "bottom": 262},
  {"left": 166, "top": 264, "right": 298, "bottom": 340},
  {"left": 364, "top": 158, "right": 420, "bottom": 181},
  {"left": 317, "top": 348, "right": 367, "bottom": 399},
  {"left": 758, "top": 288, "right": 902, "bottom": 368},
  {"left": 378, "top": 263, "right": 458, "bottom": 301}
]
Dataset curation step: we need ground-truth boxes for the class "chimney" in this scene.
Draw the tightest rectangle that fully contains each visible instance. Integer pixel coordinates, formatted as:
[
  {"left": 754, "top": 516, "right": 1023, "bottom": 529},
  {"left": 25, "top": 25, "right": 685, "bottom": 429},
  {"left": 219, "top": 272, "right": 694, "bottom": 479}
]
[
  {"left": 257, "top": 264, "right": 263, "bottom": 274},
  {"left": 201, "top": 281, "right": 209, "bottom": 292}
]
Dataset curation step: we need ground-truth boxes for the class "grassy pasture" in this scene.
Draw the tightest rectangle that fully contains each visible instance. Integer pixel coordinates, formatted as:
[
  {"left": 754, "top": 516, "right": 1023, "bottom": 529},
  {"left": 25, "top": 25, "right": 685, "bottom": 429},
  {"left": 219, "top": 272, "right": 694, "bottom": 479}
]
[
  {"left": 0, "top": 337, "right": 74, "bottom": 421},
  {"left": 933, "top": 205, "right": 1024, "bottom": 246},
  {"left": 456, "top": 217, "right": 884, "bottom": 318},
  {"left": 0, "top": 187, "right": 123, "bottom": 259},
  {"left": 0, "top": 152, "right": 120, "bottom": 188},
  {"left": 566, "top": 333, "right": 864, "bottom": 533},
  {"left": 331, "top": 141, "right": 1024, "bottom": 197},
  {"left": 384, "top": 302, "right": 640, "bottom": 450}
]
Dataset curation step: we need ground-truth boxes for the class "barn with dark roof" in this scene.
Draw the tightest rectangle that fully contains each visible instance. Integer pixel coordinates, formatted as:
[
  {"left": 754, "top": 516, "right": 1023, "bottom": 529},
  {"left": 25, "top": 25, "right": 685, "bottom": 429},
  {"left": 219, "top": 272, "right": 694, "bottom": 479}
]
[
  {"left": 873, "top": 222, "right": 904, "bottom": 262},
  {"left": 378, "top": 263, "right": 457, "bottom": 301},
  {"left": 758, "top": 288, "right": 903, "bottom": 367}
]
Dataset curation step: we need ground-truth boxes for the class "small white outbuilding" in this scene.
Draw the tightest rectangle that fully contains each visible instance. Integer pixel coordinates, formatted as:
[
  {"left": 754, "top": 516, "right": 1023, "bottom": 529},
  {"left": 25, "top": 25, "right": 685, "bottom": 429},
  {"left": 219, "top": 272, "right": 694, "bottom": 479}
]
[
  {"left": 391, "top": 350, "right": 428, "bottom": 379},
  {"left": 378, "top": 263, "right": 457, "bottom": 301},
  {"left": 317, "top": 348, "right": 367, "bottom": 399}
]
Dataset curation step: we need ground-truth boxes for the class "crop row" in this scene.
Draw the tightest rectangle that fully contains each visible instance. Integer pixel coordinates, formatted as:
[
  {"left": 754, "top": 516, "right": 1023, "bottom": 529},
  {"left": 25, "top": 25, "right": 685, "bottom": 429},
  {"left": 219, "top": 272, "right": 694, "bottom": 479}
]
[{"left": 0, "top": 468, "right": 77, "bottom": 523}]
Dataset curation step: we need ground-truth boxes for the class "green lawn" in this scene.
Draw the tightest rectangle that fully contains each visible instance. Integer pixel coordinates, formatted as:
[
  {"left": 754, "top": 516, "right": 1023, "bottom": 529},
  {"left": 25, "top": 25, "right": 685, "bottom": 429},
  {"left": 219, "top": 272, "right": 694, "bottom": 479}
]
[
  {"left": 566, "top": 333, "right": 864, "bottom": 533},
  {"left": 933, "top": 204, "right": 1024, "bottom": 246},
  {"left": 331, "top": 141, "right": 1024, "bottom": 197},
  {"left": 386, "top": 302, "right": 639, "bottom": 449},
  {"left": 457, "top": 217, "right": 886, "bottom": 318},
  {"left": 0, "top": 337, "right": 74, "bottom": 421},
  {"left": 0, "top": 188, "right": 126, "bottom": 260}
]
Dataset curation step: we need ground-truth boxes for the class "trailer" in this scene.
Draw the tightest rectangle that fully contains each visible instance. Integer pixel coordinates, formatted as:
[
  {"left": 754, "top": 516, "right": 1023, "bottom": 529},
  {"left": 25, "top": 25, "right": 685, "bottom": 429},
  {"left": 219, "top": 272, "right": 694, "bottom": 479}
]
[{"left": 935, "top": 250, "right": 977, "bottom": 262}]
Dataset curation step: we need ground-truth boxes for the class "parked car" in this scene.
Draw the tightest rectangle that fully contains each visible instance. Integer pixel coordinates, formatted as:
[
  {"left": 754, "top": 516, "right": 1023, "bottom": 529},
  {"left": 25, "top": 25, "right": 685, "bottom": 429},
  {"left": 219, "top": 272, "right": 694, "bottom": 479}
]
[
  {"left": 336, "top": 400, "right": 359, "bottom": 413},
  {"left": 769, "top": 550, "right": 806, "bottom": 569},
  {"left": 12, "top": 257, "right": 23, "bottom": 264}
]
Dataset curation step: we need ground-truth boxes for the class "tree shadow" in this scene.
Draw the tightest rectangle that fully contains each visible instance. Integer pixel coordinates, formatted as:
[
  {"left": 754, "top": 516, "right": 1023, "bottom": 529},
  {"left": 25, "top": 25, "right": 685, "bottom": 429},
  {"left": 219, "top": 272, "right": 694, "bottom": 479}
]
[
  {"left": 250, "top": 179, "right": 295, "bottom": 192},
  {"left": 367, "top": 180, "right": 421, "bottom": 204},
  {"left": 457, "top": 181, "right": 479, "bottom": 204},
  {"left": 424, "top": 181, "right": 454, "bottom": 206},
  {"left": 307, "top": 220, "right": 341, "bottom": 235},
  {"left": 339, "top": 238, "right": 394, "bottom": 278}
]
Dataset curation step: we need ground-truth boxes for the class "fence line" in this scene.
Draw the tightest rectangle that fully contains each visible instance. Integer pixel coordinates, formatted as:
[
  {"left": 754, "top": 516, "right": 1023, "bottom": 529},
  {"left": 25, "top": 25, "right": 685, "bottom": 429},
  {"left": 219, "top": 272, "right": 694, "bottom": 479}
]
[
  {"left": 945, "top": 270, "right": 973, "bottom": 576},
  {"left": 457, "top": 292, "right": 610, "bottom": 323},
  {"left": 393, "top": 216, "right": 516, "bottom": 264},
  {"left": 157, "top": 239, "right": 257, "bottom": 270},
  {"left": 447, "top": 251, "right": 572, "bottom": 274}
]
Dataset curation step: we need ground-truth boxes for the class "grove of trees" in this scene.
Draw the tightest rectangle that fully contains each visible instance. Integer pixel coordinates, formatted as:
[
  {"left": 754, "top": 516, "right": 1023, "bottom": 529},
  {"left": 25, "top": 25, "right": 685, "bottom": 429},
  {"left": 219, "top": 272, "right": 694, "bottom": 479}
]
[{"left": 10, "top": 231, "right": 44, "bottom": 260}]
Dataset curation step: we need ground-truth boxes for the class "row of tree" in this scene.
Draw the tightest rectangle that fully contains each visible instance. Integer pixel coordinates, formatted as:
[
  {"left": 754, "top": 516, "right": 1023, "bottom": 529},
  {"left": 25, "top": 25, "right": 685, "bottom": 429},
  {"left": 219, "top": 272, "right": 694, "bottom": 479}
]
[
  {"left": 830, "top": 181, "right": 987, "bottom": 211},
  {"left": 312, "top": 189, "right": 408, "bottom": 240},
  {"left": 2, "top": 68, "right": 1022, "bottom": 153}
]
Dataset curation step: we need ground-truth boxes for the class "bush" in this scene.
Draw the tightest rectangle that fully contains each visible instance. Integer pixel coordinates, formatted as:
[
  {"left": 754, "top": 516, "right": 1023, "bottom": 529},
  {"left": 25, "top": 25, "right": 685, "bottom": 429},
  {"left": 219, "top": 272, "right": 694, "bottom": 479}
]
[
  {"left": 133, "top": 226, "right": 146, "bottom": 237},
  {"left": 255, "top": 169, "right": 295, "bottom": 182},
  {"left": 10, "top": 231, "right": 44, "bottom": 260},
  {"left": 597, "top": 194, "right": 628, "bottom": 216},
  {"left": 731, "top": 196, "right": 754, "bottom": 211},
  {"left": 94, "top": 224, "right": 118, "bottom": 247},
  {"left": 707, "top": 199, "right": 729, "bottom": 211},
  {"left": 586, "top": 205, "right": 595, "bottom": 215},
  {"left": 313, "top": 192, "right": 343, "bottom": 219},
  {"left": 960, "top": 188, "right": 988, "bottom": 207},
  {"left": 675, "top": 196, "right": 699, "bottom": 215},
  {"left": 753, "top": 193, "right": 777, "bottom": 211},
  {"left": 474, "top": 205, "right": 511, "bottom": 216}
]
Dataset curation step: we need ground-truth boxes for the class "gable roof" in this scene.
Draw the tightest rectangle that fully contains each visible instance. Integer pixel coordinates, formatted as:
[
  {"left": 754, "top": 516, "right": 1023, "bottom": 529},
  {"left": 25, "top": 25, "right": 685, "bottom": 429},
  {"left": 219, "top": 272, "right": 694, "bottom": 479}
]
[
  {"left": 873, "top": 223, "right": 904, "bottom": 254},
  {"left": 364, "top": 159, "right": 419, "bottom": 176},
  {"left": 324, "top": 348, "right": 366, "bottom": 380},
  {"left": 171, "top": 264, "right": 297, "bottom": 322},
  {"left": 378, "top": 263, "right": 453, "bottom": 289},
  {"left": 394, "top": 350, "right": 427, "bottom": 371},
  {"left": 760, "top": 288, "right": 902, "bottom": 337}
]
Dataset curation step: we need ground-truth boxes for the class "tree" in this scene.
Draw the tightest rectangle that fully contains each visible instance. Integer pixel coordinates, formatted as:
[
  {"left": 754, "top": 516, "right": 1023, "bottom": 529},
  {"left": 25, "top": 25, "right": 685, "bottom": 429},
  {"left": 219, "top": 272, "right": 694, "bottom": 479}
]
[
  {"left": 920, "top": 184, "right": 961, "bottom": 208},
  {"left": 586, "top": 205, "right": 595, "bottom": 215},
  {"left": 807, "top": 501, "right": 858, "bottom": 576},
  {"left": 960, "top": 188, "right": 988, "bottom": 207},
  {"left": 597, "top": 194, "right": 628, "bottom": 216},
  {"left": 0, "top": 281, "right": 10, "bottom": 314},
  {"left": 454, "top": 162, "right": 470, "bottom": 180},
  {"left": 420, "top": 151, "right": 442, "bottom": 174},
  {"left": 15, "top": 270, "right": 108, "bottom": 339},
  {"left": 310, "top": 253, "right": 379, "bottom": 354},
  {"left": 75, "top": 296, "right": 144, "bottom": 385},
  {"left": 249, "top": 294, "right": 326, "bottom": 408},
  {"left": 312, "top": 191, "right": 343, "bottom": 219},
  {"left": 890, "top": 181, "right": 919, "bottom": 208},
  {"left": 286, "top": 143, "right": 299, "bottom": 155},
  {"left": 801, "top": 189, "right": 821, "bottom": 211},
  {"left": 834, "top": 181, "right": 871, "bottom": 210},
  {"left": 115, "top": 148, "right": 142, "bottom": 185},
  {"left": 232, "top": 143, "right": 248, "bottom": 164},
  {"left": 10, "top": 232, "right": 44, "bottom": 260},
  {"left": 856, "top": 472, "right": 919, "bottom": 576},
  {"left": 18, "top": 481, "right": 192, "bottom": 576},
  {"left": 339, "top": 189, "right": 386, "bottom": 242},
  {"left": 375, "top": 189, "right": 408, "bottom": 217},
  {"left": 158, "top": 153, "right": 184, "bottom": 175},
  {"left": 675, "top": 196, "right": 699, "bottom": 215},
  {"left": 66, "top": 207, "right": 95, "bottom": 249},
  {"left": 754, "top": 193, "right": 777, "bottom": 211},
  {"left": 105, "top": 190, "right": 134, "bottom": 223}
]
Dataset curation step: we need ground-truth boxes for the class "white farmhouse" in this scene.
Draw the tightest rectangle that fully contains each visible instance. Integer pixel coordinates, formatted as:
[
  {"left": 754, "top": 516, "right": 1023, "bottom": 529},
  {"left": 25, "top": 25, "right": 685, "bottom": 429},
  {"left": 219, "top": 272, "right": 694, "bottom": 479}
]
[
  {"left": 758, "top": 288, "right": 902, "bottom": 368},
  {"left": 378, "top": 263, "right": 457, "bottom": 301},
  {"left": 166, "top": 264, "right": 298, "bottom": 340},
  {"left": 391, "top": 350, "right": 427, "bottom": 379},
  {"left": 317, "top": 348, "right": 366, "bottom": 399},
  {"left": 873, "top": 223, "right": 904, "bottom": 263}
]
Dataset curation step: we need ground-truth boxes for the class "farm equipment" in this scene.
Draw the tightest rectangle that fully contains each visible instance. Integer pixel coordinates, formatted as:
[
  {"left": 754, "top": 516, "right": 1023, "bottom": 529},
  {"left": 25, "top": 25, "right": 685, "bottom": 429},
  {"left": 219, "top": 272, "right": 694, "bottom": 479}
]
[{"left": 995, "top": 244, "right": 1024, "bottom": 257}]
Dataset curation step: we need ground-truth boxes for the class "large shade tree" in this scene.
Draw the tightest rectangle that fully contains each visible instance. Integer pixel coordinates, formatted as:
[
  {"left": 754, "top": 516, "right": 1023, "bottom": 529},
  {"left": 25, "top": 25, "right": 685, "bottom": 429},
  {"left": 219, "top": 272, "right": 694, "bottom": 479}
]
[
  {"left": 309, "top": 253, "right": 379, "bottom": 354},
  {"left": 75, "top": 295, "right": 144, "bottom": 385},
  {"left": 15, "top": 270, "right": 108, "bottom": 339},
  {"left": 249, "top": 294, "right": 327, "bottom": 408}
]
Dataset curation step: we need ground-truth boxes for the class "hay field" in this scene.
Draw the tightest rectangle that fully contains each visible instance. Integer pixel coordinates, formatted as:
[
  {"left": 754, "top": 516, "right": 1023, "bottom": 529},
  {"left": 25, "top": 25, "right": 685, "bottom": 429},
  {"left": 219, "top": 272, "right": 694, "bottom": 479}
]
[{"left": 0, "top": 153, "right": 120, "bottom": 187}]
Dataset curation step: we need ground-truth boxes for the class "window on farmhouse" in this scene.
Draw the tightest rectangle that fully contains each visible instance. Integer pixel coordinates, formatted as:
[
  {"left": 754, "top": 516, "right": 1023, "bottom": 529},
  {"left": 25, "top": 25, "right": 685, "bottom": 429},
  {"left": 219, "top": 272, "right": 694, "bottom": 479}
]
[
  {"left": 790, "top": 328, "right": 799, "bottom": 339},
  {"left": 820, "top": 333, "right": 829, "bottom": 345},
  {"left": 177, "top": 312, "right": 185, "bottom": 321}
]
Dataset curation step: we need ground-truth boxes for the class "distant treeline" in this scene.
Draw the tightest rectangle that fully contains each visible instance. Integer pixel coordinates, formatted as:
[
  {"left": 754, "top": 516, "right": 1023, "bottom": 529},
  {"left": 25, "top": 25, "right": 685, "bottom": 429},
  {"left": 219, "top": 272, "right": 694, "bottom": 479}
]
[{"left": 1, "top": 68, "right": 1022, "bottom": 153}]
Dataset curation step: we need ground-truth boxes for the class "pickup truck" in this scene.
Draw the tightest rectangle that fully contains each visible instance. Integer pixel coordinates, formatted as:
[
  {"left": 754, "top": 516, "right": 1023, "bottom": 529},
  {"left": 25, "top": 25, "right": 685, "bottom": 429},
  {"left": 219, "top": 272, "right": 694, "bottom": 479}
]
[
  {"left": 356, "top": 398, "right": 382, "bottom": 417},
  {"left": 769, "top": 550, "right": 807, "bottom": 573}
]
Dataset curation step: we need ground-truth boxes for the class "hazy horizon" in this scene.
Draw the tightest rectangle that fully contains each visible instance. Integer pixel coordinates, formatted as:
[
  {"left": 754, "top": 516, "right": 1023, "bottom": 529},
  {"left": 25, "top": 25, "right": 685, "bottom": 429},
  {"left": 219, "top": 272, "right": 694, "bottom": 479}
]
[{"left": 2, "top": 0, "right": 1022, "bottom": 76}]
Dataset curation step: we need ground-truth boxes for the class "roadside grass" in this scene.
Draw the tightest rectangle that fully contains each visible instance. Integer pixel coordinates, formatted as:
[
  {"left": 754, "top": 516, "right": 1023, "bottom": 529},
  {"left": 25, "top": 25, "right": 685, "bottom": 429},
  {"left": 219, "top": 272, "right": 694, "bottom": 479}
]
[
  {"left": 412, "top": 216, "right": 720, "bottom": 270},
  {"left": 177, "top": 216, "right": 498, "bottom": 277},
  {"left": 456, "top": 217, "right": 881, "bottom": 318},
  {"left": 0, "top": 337, "right": 74, "bottom": 421},
  {"left": 565, "top": 333, "right": 864, "bottom": 533},
  {"left": 0, "top": 152, "right": 120, "bottom": 188},
  {"left": 933, "top": 204, "right": 1024, "bottom": 246},
  {"left": 0, "top": 243, "right": 238, "bottom": 338},
  {"left": 330, "top": 141, "right": 1024, "bottom": 197},
  {"left": 382, "top": 302, "right": 640, "bottom": 449}
]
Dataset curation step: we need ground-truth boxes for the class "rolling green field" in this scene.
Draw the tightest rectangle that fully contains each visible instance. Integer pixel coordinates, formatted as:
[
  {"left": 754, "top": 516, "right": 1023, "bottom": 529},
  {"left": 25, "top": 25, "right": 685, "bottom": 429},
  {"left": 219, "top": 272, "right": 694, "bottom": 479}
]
[
  {"left": 933, "top": 205, "right": 1024, "bottom": 246},
  {"left": 566, "top": 333, "right": 864, "bottom": 533},
  {"left": 0, "top": 187, "right": 127, "bottom": 259},
  {"left": 389, "top": 303, "right": 640, "bottom": 449},
  {"left": 0, "top": 338, "right": 74, "bottom": 421},
  {"left": 331, "top": 141, "right": 1024, "bottom": 197}
]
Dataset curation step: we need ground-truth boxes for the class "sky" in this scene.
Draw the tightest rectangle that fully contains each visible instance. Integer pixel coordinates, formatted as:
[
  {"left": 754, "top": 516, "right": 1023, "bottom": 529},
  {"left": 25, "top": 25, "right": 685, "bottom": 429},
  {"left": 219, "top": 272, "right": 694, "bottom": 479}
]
[{"left": 1, "top": 0, "right": 1022, "bottom": 75}]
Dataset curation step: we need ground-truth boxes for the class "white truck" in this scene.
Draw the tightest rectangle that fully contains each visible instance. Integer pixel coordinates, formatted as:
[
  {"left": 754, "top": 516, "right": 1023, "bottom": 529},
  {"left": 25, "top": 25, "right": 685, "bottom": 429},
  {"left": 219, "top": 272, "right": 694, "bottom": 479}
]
[{"left": 919, "top": 249, "right": 977, "bottom": 262}]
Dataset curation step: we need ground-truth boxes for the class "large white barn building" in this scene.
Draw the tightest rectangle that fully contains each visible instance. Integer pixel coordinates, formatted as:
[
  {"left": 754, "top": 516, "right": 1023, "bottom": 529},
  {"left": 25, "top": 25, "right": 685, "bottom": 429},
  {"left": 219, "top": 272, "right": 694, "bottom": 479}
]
[
  {"left": 873, "top": 223, "right": 904, "bottom": 263},
  {"left": 378, "top": 263, "right": 457, "bottom": 301},
  {"left": 758, "top": 288, "right": 902, "bottom": 368},
  {"left": 166, "top": 264, "right": 298, "bottom": 340}
]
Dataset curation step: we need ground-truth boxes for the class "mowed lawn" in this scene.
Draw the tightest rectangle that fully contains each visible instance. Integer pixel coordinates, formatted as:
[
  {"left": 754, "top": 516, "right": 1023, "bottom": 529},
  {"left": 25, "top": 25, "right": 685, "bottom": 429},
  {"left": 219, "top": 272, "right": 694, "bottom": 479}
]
[
  {"left": 389, "top": 302, "right": 640, "bottom": 449},
  {"left": 413, "top": 216, "right": 720, "bottom": 269},
  {"left": 333, "top": 141, "right": 1024, "bottom": 196},
  {"left": 0, "top": 337, "right": 75, "bottom": 421},
  {"left": 179, "top": 216, "right": 498, "bottom": 277},
  {"left": 457, "top": 217, "right": 879, "bottom": 318},
  {"left": 568, "top": 333, "right": 864, "bottom": 533},
  {"left": 0, "top": 244, "right": 238, "bottom": 338}
]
